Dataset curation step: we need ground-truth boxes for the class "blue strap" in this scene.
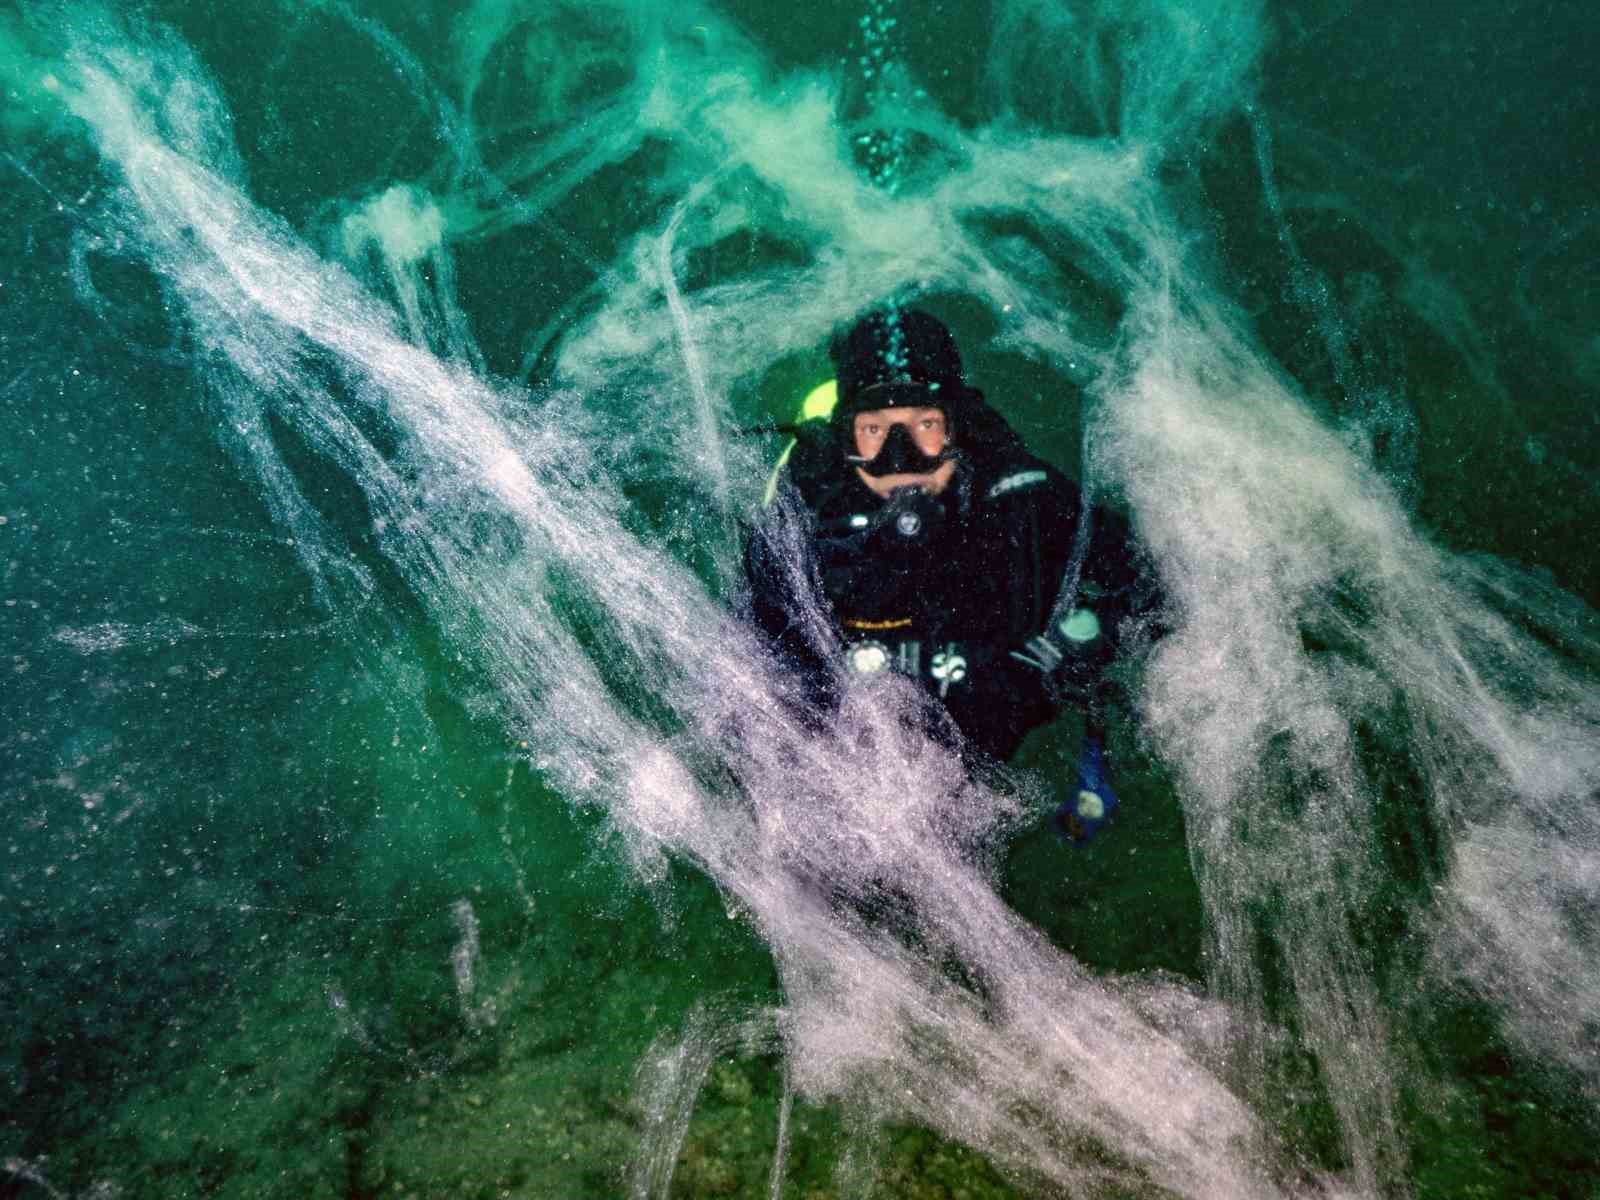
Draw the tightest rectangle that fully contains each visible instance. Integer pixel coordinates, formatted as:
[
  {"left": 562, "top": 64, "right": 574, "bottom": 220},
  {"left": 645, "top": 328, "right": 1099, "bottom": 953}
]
[{"left": 1056, "top": 732, "right": 1118, "bottom": 842}]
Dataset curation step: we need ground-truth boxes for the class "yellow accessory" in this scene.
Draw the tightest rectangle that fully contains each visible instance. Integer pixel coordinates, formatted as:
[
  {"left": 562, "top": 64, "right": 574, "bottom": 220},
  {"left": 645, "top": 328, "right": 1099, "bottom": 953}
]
[
  {"left": 844, "top": 616, "right": 913, "bottom": 631},
  {"left": 798, "top": 379, "right": 839, "bottom": 421},
  {"left": 762, "top": 379, "right": 839, "bottom": 506}
]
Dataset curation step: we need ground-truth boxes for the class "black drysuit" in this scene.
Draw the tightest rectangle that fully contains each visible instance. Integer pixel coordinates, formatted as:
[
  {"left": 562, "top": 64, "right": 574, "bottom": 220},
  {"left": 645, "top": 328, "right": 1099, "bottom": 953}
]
[{"left": 744, "top": 410, "right": 1149, "bottom": 763}]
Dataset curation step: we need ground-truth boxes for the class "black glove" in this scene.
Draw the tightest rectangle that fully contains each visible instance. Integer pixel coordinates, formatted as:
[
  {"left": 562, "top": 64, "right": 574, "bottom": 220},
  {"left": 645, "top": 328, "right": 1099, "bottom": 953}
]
[{"left": 1008, "top": 608, "right": 1109, "bottom": 698}]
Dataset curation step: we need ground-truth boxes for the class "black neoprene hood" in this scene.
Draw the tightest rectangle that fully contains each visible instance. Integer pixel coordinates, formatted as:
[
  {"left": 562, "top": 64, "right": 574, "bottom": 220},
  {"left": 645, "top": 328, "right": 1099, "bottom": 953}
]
[{"left": 830, "top": 308, "right": 974, "bottom": 421}]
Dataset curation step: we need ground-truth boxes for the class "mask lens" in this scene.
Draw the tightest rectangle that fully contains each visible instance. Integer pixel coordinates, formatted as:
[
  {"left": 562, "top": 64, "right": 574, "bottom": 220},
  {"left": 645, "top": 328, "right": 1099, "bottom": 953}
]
[{"left": 856, "top": 417, "right": 947, "bottom": 477}]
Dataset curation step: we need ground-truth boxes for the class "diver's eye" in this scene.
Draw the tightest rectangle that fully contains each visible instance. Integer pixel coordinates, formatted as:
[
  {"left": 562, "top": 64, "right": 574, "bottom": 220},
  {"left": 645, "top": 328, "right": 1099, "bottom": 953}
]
[{"left": 864, "top": 424, "right": 881, "bottom": 436}]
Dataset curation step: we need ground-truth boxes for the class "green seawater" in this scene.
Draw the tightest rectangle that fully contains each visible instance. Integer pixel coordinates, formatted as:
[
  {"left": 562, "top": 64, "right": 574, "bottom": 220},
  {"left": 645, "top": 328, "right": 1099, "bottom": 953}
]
[{"left": 2, "top": 2, "right": 1598, "bottom": 1198}]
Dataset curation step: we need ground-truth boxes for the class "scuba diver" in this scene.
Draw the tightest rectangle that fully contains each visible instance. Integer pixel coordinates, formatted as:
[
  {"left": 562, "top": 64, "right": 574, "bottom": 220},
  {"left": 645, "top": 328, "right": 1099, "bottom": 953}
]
[{"left": 743, "top": 306, "right": 1155, "bottom": 840}]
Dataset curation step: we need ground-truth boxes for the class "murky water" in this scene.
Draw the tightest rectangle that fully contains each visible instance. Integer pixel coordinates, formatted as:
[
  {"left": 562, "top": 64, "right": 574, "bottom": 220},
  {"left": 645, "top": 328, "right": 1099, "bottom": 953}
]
[{"left": 3, "top": 2, "right": 1598, "bottom": 1197}]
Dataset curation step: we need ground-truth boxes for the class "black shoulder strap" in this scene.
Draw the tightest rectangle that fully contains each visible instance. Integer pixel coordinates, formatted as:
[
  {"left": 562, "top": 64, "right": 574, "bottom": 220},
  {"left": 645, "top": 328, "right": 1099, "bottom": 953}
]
[{"left": 782, "top": 419, "right": 841, "bottom": 510}]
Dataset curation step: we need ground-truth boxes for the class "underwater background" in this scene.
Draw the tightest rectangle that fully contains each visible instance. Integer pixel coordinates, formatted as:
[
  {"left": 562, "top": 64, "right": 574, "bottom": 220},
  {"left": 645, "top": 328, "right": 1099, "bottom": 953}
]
[{"left": 3, "top": 0, "right": 1598, "bottom": 1197}]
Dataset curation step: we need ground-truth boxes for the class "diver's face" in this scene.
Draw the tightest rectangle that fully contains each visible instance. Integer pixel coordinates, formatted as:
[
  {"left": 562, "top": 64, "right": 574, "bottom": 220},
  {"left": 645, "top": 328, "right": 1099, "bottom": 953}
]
[{"left": 852, "top": 406, "right": 956, "bottom": 497}]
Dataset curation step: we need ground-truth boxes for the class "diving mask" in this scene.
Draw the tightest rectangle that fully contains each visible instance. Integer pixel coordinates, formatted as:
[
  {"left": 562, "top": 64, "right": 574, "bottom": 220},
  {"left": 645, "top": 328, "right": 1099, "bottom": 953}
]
[{"left": 847, "top": 419, "right": 951, "bottom": 478}]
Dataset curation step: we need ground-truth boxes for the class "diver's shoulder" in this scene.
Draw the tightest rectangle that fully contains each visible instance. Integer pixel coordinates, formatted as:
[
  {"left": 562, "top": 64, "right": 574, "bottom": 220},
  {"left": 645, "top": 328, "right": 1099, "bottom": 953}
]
[
  {"left": 776, "top": 419, "right": 840, "bottom": 509},
  {"left": 972, "top": 449, "right": 1076, "bottom": 507}
]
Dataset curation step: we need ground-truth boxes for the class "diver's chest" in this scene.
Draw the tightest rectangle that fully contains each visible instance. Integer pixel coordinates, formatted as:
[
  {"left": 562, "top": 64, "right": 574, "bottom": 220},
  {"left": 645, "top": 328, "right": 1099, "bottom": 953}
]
[{"left": 827, "top": 524, "right": 1022, "bottom": 640}]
